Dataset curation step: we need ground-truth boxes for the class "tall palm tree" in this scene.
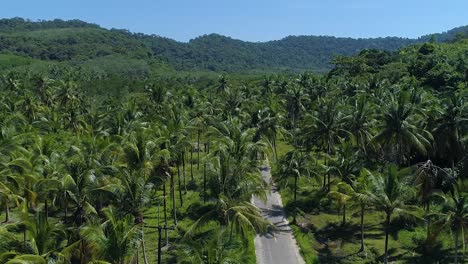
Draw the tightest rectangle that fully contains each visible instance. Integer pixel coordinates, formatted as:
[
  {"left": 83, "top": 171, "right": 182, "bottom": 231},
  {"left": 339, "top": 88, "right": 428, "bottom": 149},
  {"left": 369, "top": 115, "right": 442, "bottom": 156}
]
[
  {"left": 366, "top": 165, "right": 417, "bottom": 264},
  {"left": 372, "top": 91, "right": 432, "bottom": 165},
  {"left": 275, "top": 149, "right": 310, "bottom": 224},
  {"left": 284, "top": 84, "right": 308, "bottom": 140},
  {"left": 303, "top": 99, "right": 346, "bottom": 191},
  {"left": 179, "top": 228, "right": 242, "bottom": 264},
  {"left": 185, "top": 195, "right": 269, "bottom": 242},
  {"left": 432, "top": 94, "right": 467, "bottom": 169},
  {"left": 344, "top": 95, "right": 375, "bottom": 154},
  {"left": 328, "top": 182, "right": 353, "bottom": 225},
  {"left": 81, "top": 206, "right": 142, "bottom": 264},
  {"left": 432, "top": 189, "right": 468, "bottom": 264},
  {"left": 352, "top": 169, "right": 374, "bottom": 253}
]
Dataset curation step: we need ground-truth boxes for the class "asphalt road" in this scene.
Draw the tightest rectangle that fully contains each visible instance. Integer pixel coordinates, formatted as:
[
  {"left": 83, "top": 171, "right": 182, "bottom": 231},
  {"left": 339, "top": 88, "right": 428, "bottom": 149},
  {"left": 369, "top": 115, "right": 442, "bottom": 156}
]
[{"left": 253, "top": 167, "right": 305, "bottom": 264}]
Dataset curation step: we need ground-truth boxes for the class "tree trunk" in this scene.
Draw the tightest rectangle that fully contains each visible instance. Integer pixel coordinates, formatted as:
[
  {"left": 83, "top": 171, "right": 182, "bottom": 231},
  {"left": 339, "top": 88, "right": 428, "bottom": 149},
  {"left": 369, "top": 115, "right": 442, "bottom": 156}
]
[
  {"left": 342, "top": 204, "right": 346, "bottom": 225},
  {"left": 323, "top": 154, "right": 328, "bottom": 189},
  {"left": 45, "top": 199, "right": 49, "bottom": 220},
  {"left": 359, "top": 205, "right": 365, "bottom": 252},
  {"left": 203, "top": 161, "right": 207, "bottom": 203},
  {"left": 177, "top": 164, "right": 183, "bottom": 207},
  {"left": 454, "top": 233, "right": 459, "bottom": 264},
  {"left": 229, "top": 223, "right": 234, "bottom": 242},
  {"left": 182, "top": 151, "right": 187, "bottom": 193},
  {"left": 293, "top": 173, "right": 298, "bottom": 224},
  {"left": 64, "top": 192, "right": 68, "bottom": 222},
  {"left": 190, "top": 149, "right": 194, "bottom": 181},
  {"left": 135, "top": 246, "right": 139, "bottom": 264},
  {"left": 384, "top": 212, "right": 391, "bottom": 264},
  {"left": 162, "top": 183, "right": 168, "bottom": 246},
  {"left": 4, "top": 200, "right": 10, "bottom": 223},
  {"left": 171, "top": 173, "right": 177, "bottom": 225},
  {"left": 141, "top": 228, "right": 149, "bottom": 264},
  {"left": 327, "top": 145, "right": 331, "bottom": 192},
  {"left": 197, "top": 130, "right": 201, "bottom": 170}
]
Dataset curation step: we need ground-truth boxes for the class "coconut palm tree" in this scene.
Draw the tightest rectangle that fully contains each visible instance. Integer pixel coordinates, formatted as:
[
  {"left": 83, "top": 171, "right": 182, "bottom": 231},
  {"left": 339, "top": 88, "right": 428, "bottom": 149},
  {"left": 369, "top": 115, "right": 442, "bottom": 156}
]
[
  {"left": 432, "top": 94, "right": 467, "bottom": 169},
  {"left": 344, "top": 95, "right": 375, "bottom": 154},
  {"left": 275, "top": 149, "right": 310, "bottom": 224},
  {"left": 366, "top": 165, "right": 418, "bottom": 264},
  {"left": 352, "top": 169, "right": 374, "bottom": 253},
  {"left": 328, "top": 182, "right": 353, "bottom": 225},
  {"left": 179, "top": 228, "right": 242, "bottom": 264},
  {"left": 303, "top": 99, "right": 347, "bottom": 191},
  {"left": 431, "top": 188, "right": 468, "bottom": 264},
  {"left": 372, "top": 91, "right": 432, "bottom": 165},
  {"left": 81, "top": 206, "right": 142, "bottom": 264},
  {"left": 185, "top": 195, "right": 269, "bottom": 242}
]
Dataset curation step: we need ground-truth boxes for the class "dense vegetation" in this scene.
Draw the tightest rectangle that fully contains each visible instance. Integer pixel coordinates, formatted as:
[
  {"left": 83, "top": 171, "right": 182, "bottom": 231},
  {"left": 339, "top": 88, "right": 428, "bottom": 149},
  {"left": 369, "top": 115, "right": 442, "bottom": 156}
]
[
  {"left": 0, "top": 17, "right": 467, "bottom": 264},
  {"left": 0, "top": 17, "right": 467, "bottom": 73}
]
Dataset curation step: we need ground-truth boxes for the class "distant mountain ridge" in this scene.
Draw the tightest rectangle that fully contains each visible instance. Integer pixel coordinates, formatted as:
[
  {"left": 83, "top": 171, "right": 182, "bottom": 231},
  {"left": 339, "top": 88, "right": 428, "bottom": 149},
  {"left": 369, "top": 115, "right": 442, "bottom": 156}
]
[{"left": 0, "top": 17, "right": 467, "bottom": 72}]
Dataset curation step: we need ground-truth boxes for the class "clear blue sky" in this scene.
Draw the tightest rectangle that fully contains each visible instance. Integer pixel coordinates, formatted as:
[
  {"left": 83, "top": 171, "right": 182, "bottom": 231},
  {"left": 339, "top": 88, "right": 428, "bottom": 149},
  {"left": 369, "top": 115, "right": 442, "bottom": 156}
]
[{"left": 1, "top": 0, "right": 467, "bottom": 42}]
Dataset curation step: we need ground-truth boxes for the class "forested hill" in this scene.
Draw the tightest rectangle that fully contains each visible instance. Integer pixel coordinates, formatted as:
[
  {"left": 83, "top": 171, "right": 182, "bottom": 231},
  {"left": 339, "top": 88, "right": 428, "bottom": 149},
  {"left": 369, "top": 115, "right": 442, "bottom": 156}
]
[{"left": 0, "top": 17, "right": 467, "bottom": 73}]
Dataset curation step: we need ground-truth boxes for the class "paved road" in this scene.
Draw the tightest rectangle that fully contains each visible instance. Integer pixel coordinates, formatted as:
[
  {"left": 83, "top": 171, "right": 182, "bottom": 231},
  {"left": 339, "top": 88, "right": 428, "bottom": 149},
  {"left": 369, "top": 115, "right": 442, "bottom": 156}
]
[{"left": 253, "top": 167, "right": 305, "bottom": 264}]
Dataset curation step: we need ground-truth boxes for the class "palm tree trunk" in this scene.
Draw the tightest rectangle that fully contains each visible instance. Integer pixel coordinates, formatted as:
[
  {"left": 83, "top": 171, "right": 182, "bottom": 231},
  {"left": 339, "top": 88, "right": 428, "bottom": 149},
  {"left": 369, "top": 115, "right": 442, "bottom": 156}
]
[
  {"left": 162, "top": 183, "right": 168, "bottom": 246},
  {"left": 359, "top": 205, "right": 365, "bottom": 252},
  {"left": 4, "top": 200, "right": 10, "bottom": 223},
  {"left": 182, "top": 151, "right": 187, "bottom": 193},
  {"left": 171, "top": 174, "right": 177, "bottom": 225},
  {"left": 454, "top": 233, "right": 459, "bottom": 264},
  {"left": 273, "top": 135, "right": 278, "bottom": 161},
  {"left": 45, "top": 199, "right": 49, "bottom": 220},
  {"left": 190, "top": 149, "right": 194, "bottom": 181},
  {"left": 203, "top": 163, "right": 207, "bottom": 203},
  {"left": 293, "top": 173, "right": 298, "bottom": 224},
  {"left": 197, "top": 130, "right": 201, "bottom": 170},
  {"left": 323, "top": 155, "right": 327, "bottom": 189},
  {"left": 135, "top": 246, "right": 139, "bottom": 264},
  {"left": 342, "top": 204, "right": 346, "bottom": 225},
  {"left": 327, "top": 145, "right": 331, "bottom": 192},
  {"left": 141, "top": 228, "right": 149, "bottom": 264},
  {"left": 64, "top": 192, "right": 68, "bottom": 222},
  {"left": 229, "top": 223, "right": 234, "bottom": 243},
  {"left": 384, "top": 212, "right": 391, "bottom": 264},
  {"left": 177, "top": 164, "right": 183, "bottom": 207}
]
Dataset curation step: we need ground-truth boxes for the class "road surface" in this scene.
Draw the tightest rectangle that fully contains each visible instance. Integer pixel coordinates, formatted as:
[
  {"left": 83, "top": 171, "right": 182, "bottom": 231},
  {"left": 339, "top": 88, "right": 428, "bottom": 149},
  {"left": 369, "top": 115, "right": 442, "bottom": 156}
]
[{"left": 253, "top": 167, "right": 305, "bottom": 264}]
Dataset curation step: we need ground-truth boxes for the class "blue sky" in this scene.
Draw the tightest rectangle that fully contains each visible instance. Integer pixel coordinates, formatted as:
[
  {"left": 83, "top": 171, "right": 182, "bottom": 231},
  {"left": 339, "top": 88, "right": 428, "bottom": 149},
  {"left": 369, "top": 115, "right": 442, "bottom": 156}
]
[{"left": 1, "top": 0, "right": 467, "bottom": 42}]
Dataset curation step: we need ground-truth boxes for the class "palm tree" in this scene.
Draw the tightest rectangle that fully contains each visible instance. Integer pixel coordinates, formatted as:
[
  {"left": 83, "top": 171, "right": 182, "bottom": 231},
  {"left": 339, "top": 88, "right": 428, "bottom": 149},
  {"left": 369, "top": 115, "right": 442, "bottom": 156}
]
[
  {"left": 275, "top": 149, "right": 310, "bottom": 224},
  {"left": 81, "top": 206, "right": 142, "bottom": 264},
  {"left": 23, "top": 212, "right": 67, "bottom": 257},
  {"left": 252, "top": 106, "right": 287, "bottom": 161},
  {"left": 432, "top": 189, "right": 468, "bottom": 264},
  {"left": 284, "top": 84, "right": 308, "bottom": 141},
  {"left": 432, "top": 94, "right": 467, "bottom": 169},
  {"left": 344, "top": 95, "right": 375, "bottom": 154},
  {"left": 185, "top": 195, "right": 269, "bottom": 242},
  {"left": 366, "top": 165, "right": 418, "bottom": 264},
  {"left": 352, "top": 169, "right": 374, "bottom": 253},
  {"left": 179, "top": 228, "right": 242, "bottom": 264},
  {"left": 328, "top": 182, "right": 353, "bottom": 225},
  {"left": 372, "top": 91, "right": 432, "bottom": 165},
  {"left": 303, "top": 99, "right": 346, "bottom": 191}
]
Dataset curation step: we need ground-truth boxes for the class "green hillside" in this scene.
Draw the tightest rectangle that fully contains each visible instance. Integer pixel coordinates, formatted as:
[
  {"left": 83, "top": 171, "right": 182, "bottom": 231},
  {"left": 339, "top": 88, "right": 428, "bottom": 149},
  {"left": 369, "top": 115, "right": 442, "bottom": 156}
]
[{"left": 0, "top": 18, "right": 466, "bottom": 73}]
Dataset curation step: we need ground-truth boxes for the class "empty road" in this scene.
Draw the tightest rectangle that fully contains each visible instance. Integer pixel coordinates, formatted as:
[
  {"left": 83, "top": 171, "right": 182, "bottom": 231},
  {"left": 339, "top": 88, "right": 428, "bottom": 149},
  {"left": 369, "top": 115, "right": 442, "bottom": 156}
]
[{"left": 253, "top": 167, "right": 305, "bottom": 264}]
